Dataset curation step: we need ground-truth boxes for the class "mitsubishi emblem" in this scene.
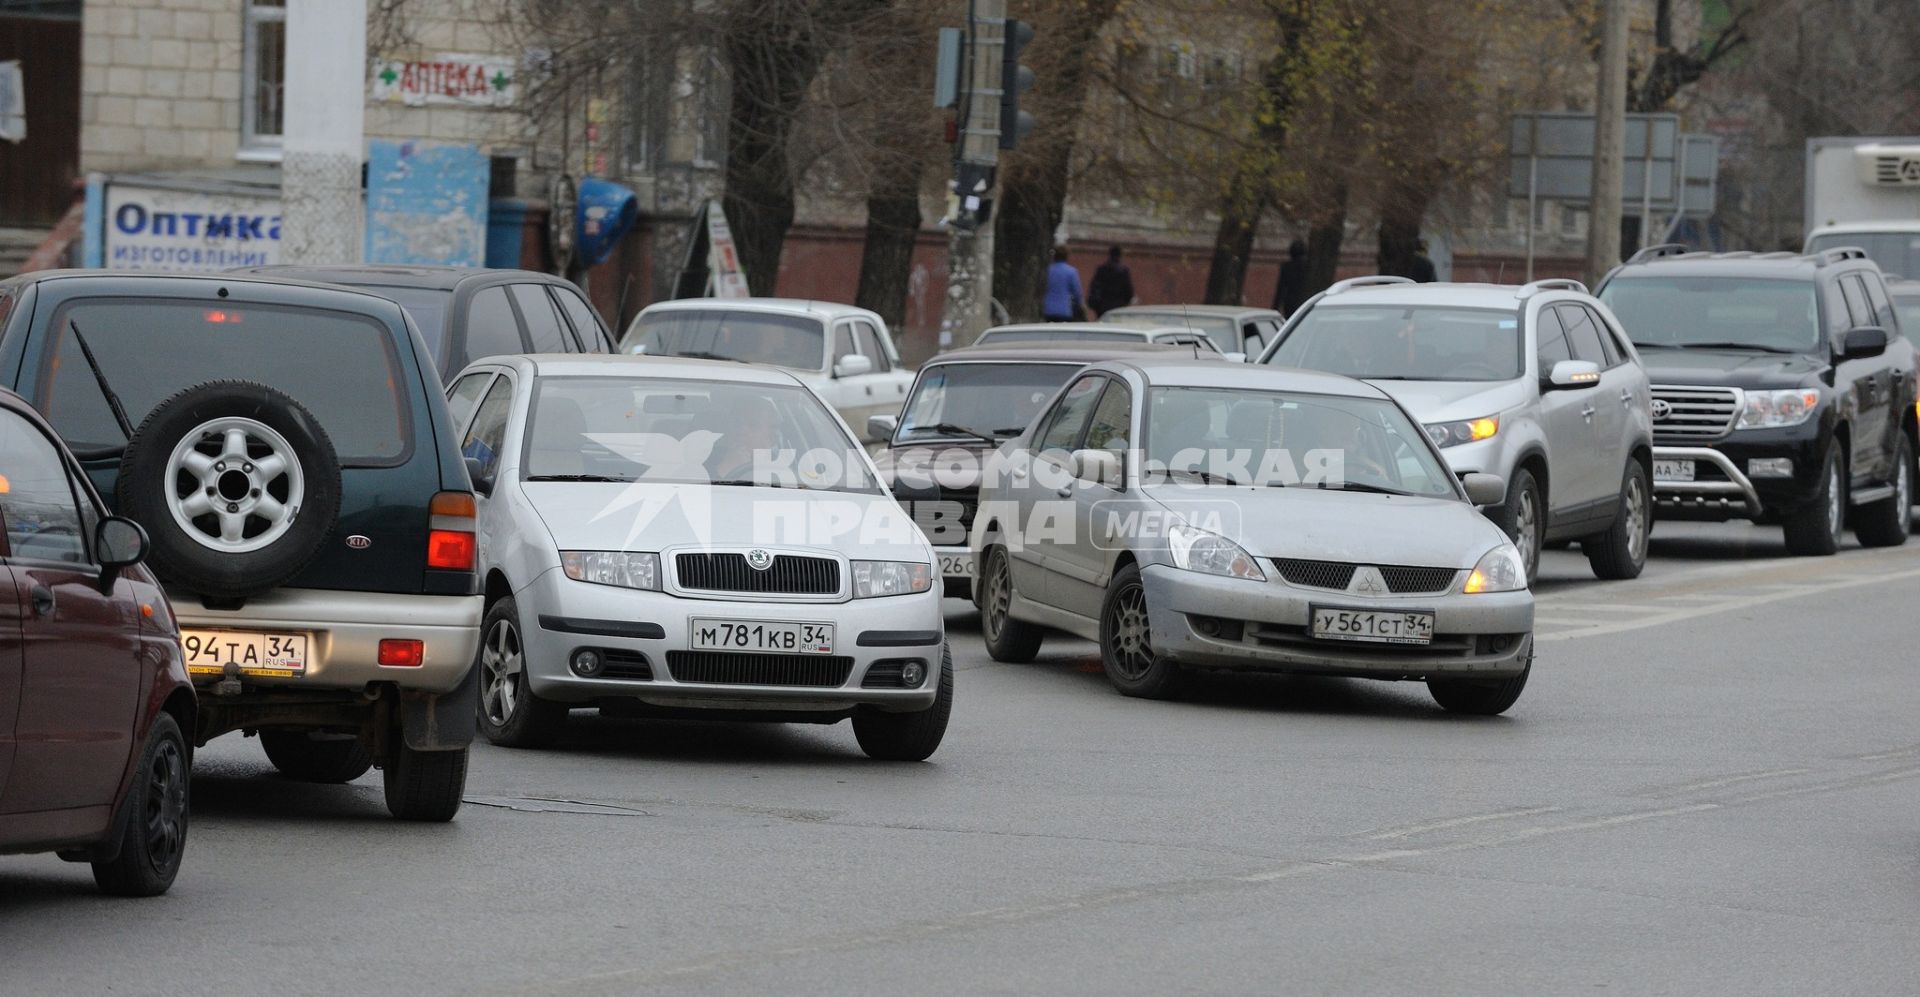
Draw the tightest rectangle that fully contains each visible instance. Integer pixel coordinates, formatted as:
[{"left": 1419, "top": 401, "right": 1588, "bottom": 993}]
[
  {"left": 1349, "top": 566, "right": 1386, "bottom": 596},
  {"left": 745, "top": 548, "right": 774, "bottom": 570}
]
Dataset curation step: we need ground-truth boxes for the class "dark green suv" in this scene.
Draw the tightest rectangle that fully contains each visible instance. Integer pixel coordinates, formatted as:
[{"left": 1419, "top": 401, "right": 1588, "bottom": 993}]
[{"left": 0, "top": 271, "right": 483, "bottom": 820}]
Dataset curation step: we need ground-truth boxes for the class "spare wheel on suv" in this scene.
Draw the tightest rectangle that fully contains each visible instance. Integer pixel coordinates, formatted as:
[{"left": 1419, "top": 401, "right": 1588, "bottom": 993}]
[{"left": 117, "top": 380, "right": 342, "bottom": 598}]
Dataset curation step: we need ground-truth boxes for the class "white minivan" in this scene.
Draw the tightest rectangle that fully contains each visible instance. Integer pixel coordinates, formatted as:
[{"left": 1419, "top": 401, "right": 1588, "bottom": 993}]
[{"left": 620, "top": 298, "right": 915, "bottom": 440}]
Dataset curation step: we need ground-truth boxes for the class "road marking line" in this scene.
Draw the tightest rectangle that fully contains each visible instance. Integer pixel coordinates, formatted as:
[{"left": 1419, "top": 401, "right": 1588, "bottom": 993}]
[
  {"left": 1852, "top": 744, "right": 1920, "bottom": 761},
  {"left": 1360, "top": 805, "right": 1562, "bottom": 841},
  {"left": 1540, "top": 562, "right": 1920, "bottom": 643},
  {"left": 1639, "top": 768, "right": 1811, "bottom": 797}
]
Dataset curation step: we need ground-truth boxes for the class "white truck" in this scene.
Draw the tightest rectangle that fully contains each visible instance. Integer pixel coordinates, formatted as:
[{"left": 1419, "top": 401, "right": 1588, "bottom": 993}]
[{"left": 1804, "top": 136, "right": 1920, "bottom": 277}]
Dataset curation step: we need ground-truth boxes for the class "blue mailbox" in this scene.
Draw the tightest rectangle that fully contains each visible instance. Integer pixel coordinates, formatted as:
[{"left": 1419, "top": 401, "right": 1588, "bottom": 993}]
[{"left": 575, "top": 177, "right": 638, "bottom": 267}]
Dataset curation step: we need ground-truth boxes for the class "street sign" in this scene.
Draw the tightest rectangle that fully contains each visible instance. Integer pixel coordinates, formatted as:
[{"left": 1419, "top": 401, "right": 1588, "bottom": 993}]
[
  {"left": 705, "top": 199, "right": 750, "bottom": 299},
  {"left": 1509, "top": 112, "right": 1682, "bottom": 206},
  {"left": 1678, "top": 133, "right": 1719, "bottom": 219},
  {"left": 365, "top": 140, "right": 489, "bottom": 266}
]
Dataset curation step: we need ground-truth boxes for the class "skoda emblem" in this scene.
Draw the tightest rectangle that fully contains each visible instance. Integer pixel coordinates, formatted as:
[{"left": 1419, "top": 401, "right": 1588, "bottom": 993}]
[
  {"left": 745, "top": 548, "right": 774, "bottom": 570},
  {"left": 1649, "top": 399, "right": 1672, "bottom": 420},
  {"left": 1349, "top": 566, "right": 1386, "bottom": 596},
  {"left": 345, "top": 534, "right": 372, "bottom": 550}
]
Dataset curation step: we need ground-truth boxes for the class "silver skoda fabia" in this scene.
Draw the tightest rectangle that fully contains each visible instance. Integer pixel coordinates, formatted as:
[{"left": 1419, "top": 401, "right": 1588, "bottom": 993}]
[
  {"left": 444, "top": 354, "right": 949, "bottom": 759},
  {"left": 970, "top": 358, "right": 1535, "bottom": 714}
]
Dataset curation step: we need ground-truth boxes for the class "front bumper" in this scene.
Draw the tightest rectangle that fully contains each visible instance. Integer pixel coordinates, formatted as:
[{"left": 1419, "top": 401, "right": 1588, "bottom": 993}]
[
  {"left": 1651, "top": 431, "right": 1824, "bottom": 521},
  {"left": 518, "top": 568, "right": 945, "bottom": 713},
  {"left": 1140, "top": 564, "right": 1533, "bottom": 679},
  {"left": 171, "top": 586, "right": 483, "bottom": 694}
]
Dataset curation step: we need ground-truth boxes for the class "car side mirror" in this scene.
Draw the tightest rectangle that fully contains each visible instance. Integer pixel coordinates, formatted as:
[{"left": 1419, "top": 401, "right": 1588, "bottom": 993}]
[
  {"left": 1544, "top": 359, "right": 1602, "bottom": 390},
  {"left": 96, "top": 516, "right": 149, "bottom": 590},
  {"left": 867, "top": 413, "right": 899, "bottom": 442},
  {"left": 1070, "top": 448, "right": 1122, "bottom": 487},
  {"left": 464, "top": 456, "right": 494, "bottom": 497},
  {"left": 1842, "top": 326, "right": 1889, "bottom": 361},
  {"left": 1461, "top": 472, "right": 1507, "bottom": 507},
  {"left": 833, "top": 354, "right": 874, "bottom": 379}
]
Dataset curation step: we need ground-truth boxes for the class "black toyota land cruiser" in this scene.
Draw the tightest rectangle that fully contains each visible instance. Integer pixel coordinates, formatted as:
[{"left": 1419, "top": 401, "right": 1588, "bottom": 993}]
[{"left": 1597, "top": 245, "right": 1916, "bottom": 555}]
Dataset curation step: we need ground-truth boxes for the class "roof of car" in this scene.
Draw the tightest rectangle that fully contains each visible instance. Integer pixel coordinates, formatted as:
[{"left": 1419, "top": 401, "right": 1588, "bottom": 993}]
[
  {"left": 225, "top": 264, "right": 573, "bottom": 290},
  {"left": 925, "top": 341, "right": 1204, "bottom": 364},
  {"left": 489, "top": 352, "right": 807, "bottom": 387},
  {"left": 979, "top": 323, "right": 1196, "bottom": 338},
  {"left": 1098, "top": 356, "right": 1387, "bottom": 397},
  {"left": 1889, "top": 276, "right": 1920, "bottom": 296},
  {"left": 1104, "top": 304, "right": 1281, "bottom": 320},
  {"left": 1609, "top": 246, "right": 1876, "bottom": 280},
  {"left": 0, "top": 268, "right": 415, "bottom": 311},
  {"left": 634, "top": 297, "right": 883, "bottom": 323},
  {"left": 1809, "top": 221, "right": 1920, "bottom": 235},
  {"left": 1305, "top": 280, "right": 1577, "bottom": 310}
]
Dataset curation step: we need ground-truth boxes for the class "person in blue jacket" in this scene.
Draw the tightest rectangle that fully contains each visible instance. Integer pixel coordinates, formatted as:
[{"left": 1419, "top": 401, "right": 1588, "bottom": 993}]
[{"left": 1042, "top": 246, "right": 1085, "bottom": 321}]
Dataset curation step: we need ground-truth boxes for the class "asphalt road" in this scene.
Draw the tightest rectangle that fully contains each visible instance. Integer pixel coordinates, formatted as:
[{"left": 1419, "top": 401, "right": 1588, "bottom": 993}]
[{"left": 5, "top": 521, "right": 1919, "bottom": 996}]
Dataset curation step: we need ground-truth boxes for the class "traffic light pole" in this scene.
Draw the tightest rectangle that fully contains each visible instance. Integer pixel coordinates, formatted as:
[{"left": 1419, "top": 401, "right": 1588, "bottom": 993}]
[{"left": 938, "top": 0, "right": 1006, "bottom": 351}]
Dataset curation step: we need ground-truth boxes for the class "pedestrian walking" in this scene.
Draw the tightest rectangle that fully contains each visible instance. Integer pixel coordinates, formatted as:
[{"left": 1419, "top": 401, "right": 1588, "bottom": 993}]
[
  {"left": 1086, "top": 245, "right": 1135, "bottom": 317},
  {"left": 1410, "top": 239, "right": 1438, "bottom": 283},
  {"left": 1043, "top": 246, "right": 1086, "bottom": 322},
  {"left": 1272, "top": 239, "right": 1310, "bottom": 317}
]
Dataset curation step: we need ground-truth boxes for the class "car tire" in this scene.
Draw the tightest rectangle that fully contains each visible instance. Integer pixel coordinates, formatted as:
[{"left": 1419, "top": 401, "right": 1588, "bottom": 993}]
[
  {"left": 116, "top": 380, "right": 342, "bottom": 598},
  {"left": 1427, "top": 639, "right": 1533, "bottom": 716},
  {"left": 1783, "top": 445, "right": 1846, "bottom": 556},
  {"left": 477, "top": 597, "right": 568, "bottom": 748},
  {"left": 1099, "top": 562, "right": 1184, "bottom": 699},
  {"left": 382, "top": 741, "right": 468, "bottom": 822},
  {"left": 91, "top": 713, "right": 189, "bottom": 897},
  {"left": 980, "top": 545, "right": 1043, "bottom": 663},
  {"left": 1854, "top": 435, "right": 1912, "bottom": 548},
  {"left": 259, "top": 730, "right": 374, "bottom": 783},
  {"left": 1584, "top": 461, "right": 1651, "bottom": 580},
  {"left": 852, "top": 643, "right": 954, "bottom": 762},
  {"left": 1490, "top": 467, "right": 1544, "bottom": 584}
]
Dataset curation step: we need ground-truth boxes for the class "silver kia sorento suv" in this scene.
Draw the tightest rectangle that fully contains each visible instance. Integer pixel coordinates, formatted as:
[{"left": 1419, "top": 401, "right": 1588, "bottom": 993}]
[{"left": 1260, "top": 276, "right": 1654, "bottom": 582}]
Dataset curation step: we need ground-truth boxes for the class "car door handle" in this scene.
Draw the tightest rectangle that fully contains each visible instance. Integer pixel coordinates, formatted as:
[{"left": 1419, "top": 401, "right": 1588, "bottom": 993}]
[
  {"left": 29, "top": 583, "right": 53, "bottom": 618},
  {"left": 1056, "top": 486, "right": 1074, "bottom": 498},
  {"left": 1619, "top": 389, "right": 1634, "bottom": 404},
  {"left": 1580, "top": 405, "right": 1596, "bottom": 421},
  {"left": 1010, "top": 465, "right": 1027, "bottom": 480}
]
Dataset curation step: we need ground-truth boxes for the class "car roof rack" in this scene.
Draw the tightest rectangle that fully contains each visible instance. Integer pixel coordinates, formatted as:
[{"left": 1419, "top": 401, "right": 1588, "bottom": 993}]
[
  {"left": 1516, "top": 278, "right": 1588, "bottom": 299},
  {"left": 1752, "top": 251, "right": 1799, "bottom": 259},
  {"left": 1324, "top": 275, "right": 1415, "bottom": 295},
  {"left": 1814, "top": 246, "right": 1869, "bottom": 267},
  {"left": 1624, "top": 243, "right": 1692, "bottom": 265}
]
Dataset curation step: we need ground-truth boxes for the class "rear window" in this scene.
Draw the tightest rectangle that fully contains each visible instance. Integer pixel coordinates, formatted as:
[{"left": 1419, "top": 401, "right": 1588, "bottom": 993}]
[
  {"left": 40, "top": 298, "right": 411, "bottom": 464},
  {"left": 363, "top": 285, "right": 451, "bottom": 362},
  {"left": 622, "top": 309, "right": 824, "bottom": 371},
  {"left": 979, "top": 329, "right": 1138, "bottom": 344}
]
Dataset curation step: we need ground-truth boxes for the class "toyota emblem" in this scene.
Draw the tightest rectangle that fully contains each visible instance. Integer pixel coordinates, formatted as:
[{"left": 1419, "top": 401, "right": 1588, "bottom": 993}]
[
  {"left": 745, "top": 548, "right": 773, "bottom": 570},
  {"left": 1650, "top": 399, "right": 1672, "bottom": 420}
]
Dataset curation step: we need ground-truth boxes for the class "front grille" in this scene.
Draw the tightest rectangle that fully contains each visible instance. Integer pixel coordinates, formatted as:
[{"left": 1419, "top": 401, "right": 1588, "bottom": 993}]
[
  {"left": 664, "top": 651, "right": 854, "bottom": 687},
  {"left": 1272, "top": 559, "right": 1458, "bottom": 594},
  {"left": 1247, "top": 623, "right": 1482, "bottom": 657},
  {"left": 1652, "top": 385, "right": 1741, "bottom": 444},
  {"left": 904, "top": 494, "right": 978, "bottom": 546},
  {"left": 675, "top": 552, "right": 839, "bottom": 595},
  {"left": 600, "top": 649, "right": 654, "bottom": 681},
  {"left": 1273, "top": 558, "right": 1356, "bottom": 589}
]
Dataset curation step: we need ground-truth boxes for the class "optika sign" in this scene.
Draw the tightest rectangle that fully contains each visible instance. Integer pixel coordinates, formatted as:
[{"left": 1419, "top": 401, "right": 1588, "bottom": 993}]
[{"left": 100, "top": 184, "right": 282, "bottom": 271}]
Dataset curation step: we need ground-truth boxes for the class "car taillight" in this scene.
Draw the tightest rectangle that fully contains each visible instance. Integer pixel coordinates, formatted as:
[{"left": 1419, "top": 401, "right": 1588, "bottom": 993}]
[
  {"left": 378, "top": 639, "right": 424, "bottom": 667},
  {"left": 428, "top": 491, "right": 476, "bottom": 571}
]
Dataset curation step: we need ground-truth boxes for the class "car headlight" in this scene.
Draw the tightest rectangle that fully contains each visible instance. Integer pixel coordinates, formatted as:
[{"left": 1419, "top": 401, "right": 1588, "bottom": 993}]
[
  {"left": 561, "top": 551, "right": 661, "bottom": 591},
  {"left": 1736, "top": 389, "right": 1819, "bottom": 430},
  {"left": 1463, "top": 544, "right": 1526, "bottom": 594},
  {"left": 1425, "top": 415, "right": 1500, "bottom": 448},
  {"left": 1167, "top": 522, "right": 1265, "bottom": 580},
  {"left": 851, "top": 560, "right": 932, "bottom": 598}
]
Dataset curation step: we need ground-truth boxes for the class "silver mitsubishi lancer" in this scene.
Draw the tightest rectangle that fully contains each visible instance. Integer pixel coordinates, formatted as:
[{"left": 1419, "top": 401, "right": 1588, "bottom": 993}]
[{"left": 970, "top": 358, "right": 1535, "bottom": 714}]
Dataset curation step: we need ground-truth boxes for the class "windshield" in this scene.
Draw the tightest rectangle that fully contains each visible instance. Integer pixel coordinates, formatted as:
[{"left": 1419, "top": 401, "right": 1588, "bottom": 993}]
[
  {"left": 1808, "top": 232, "right": 1920, "bottom": 279},
  {"left": 621, "top": 309, "right": 824, "bottom": 371},
  {"left": 1267, "top": 305, "right": 1523, "bottom": 381},
  {"left": 44, "top": 299, "right": 409, "bottom": 462},
  {"left": 979, "top": 329, "right": 1138, "bottom": 344},
  {"left": 524, "top": 376, "right": 876, "bottom": 492},
  {"left": 1600, "top": 276, "right": 1820, "bottom": 353},
  {"left": 1144, "top": 386, "right": 1456, "bottom": 496},
  {"left": 1107, "top": 313, "right": 1238, "bottom": 352},
  {"left": 897, "top": 362, "right": 1079, "bottom": 443}
]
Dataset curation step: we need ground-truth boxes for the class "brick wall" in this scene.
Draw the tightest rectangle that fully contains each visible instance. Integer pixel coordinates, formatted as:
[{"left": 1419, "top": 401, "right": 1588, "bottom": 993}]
[{"left": 81, "top": 0, "right": 244, "bottom": 172}]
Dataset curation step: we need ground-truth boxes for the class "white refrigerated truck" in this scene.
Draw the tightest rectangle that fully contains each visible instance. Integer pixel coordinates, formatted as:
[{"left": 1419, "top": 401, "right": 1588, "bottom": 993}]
[{"left": 1803, "top": 136, "right": 1920, "bottom": 277}]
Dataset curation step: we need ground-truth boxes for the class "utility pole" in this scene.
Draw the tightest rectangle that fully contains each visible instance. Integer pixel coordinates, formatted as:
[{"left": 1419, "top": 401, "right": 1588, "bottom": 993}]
[
  {"left": 281, "top": 0, "right": 366, "bottom": 264},
  {"left": 1584, "top": 0, "right": 1628, "bottom": 289},
  {"left": 937, "top": 0, "right": 1007, "bottom": 351}
]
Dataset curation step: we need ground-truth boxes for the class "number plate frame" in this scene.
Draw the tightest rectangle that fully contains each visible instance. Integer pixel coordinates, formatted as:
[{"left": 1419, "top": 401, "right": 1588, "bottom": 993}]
[
  {"left": 1652, "top": 458, "right": 1696, "bottom": 482},
  {"left": 937, "top": 553, "right": 975, "bottom": 579},
  {"left": 181, "top": 629, "right": 311, "bottom": 677},
  {"left": 689, "top": 618, "right": 836, "bottom": 655},
  {"left": 1308, "top": 605, "right": 1436, "bottom": 646}
]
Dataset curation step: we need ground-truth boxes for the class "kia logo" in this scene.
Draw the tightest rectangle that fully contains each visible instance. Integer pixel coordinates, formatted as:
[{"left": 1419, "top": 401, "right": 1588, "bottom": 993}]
[
  {"left": 345, "top": 535, "right": 372, "bottom": 550},
  {"left": 745, "top": 548, "right": 773, "bottom": 570}
]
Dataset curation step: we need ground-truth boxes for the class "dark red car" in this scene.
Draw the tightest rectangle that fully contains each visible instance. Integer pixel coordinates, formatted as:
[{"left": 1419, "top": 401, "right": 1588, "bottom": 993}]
[{"left": 0, "top": 389, "right": 192, "bottom": 896}]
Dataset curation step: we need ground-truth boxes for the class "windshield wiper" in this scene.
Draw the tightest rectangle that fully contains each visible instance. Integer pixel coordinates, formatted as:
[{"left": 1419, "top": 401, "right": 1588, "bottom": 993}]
[
  {"left": 70, "top": 321, "right": 135, "bottom": 443},
  {"left": 525, "top": 473, "right": 633, "bottom": 482},
  {"left": 1314, "top": 481, "right": 1411, "bottom": 496},
  {"left": 672, "top": 350, "right": 741, "bottom": 362},
  {"left": 1647, "top": 341, "right": 1799, "bottom": 354},
  {"left": 709, "top": 478, "right": 794, "bottom": 489},
  {"left": 913, "top": 422, "right": 1001, "bottom": 444},
  {"left": 1162, "top": 467, "right": 1240, "bottom": 485}
]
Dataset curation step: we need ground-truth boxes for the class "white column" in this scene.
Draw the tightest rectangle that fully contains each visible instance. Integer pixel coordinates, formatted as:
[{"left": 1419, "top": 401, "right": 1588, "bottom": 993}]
[{"left": 280, "top": 0, "right": 367, "bottom": 264}]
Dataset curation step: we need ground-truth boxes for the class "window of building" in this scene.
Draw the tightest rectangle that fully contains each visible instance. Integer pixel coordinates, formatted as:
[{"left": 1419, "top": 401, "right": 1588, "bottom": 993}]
[{"left": 241, "top": 0, "right": 286, "bottom": 156}]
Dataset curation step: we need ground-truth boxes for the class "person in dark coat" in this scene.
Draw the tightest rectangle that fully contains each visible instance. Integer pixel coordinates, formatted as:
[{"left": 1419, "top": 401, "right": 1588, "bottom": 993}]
[
  {"left": 1272, "top": 239, "right": 1310, "bottom": 317},
  {"left": 1086, "top": 245, "right": 1135, "bottom": 317},
  {"left": 1410, "top": 239, "right": 1438, "bottom": 283}
]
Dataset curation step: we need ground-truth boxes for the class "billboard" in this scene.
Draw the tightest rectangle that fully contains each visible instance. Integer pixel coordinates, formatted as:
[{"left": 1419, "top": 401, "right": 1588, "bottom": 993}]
[{"left": 97, "top": 180, "right": 282, "bottom": 271}]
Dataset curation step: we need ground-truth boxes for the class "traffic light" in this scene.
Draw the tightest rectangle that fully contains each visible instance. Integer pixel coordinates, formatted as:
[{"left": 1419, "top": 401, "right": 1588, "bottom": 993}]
[{"left": 999, "top": 19, "right": 1035, "bottom": 150}]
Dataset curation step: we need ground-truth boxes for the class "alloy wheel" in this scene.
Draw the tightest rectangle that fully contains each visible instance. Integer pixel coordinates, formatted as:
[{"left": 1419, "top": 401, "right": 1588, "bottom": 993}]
[
  {"left": 1107, "top": 583, "right": 1154, "bottom": 680},
  {"left": 164, "top": 416, "right": 305, "bottom": 553},
  {"left": 481, "top": 618, "right": 523, "bottom": 726},
  {"left": 1515, "top": 487, "right": 1540, "bottom": 571},
  {"left": 984, "top": 552, "right": 1012, "bottom": 642},
  {"left": 1827, "top": 459, "right": 1844, "bottom": 542},
  {"left": 143, "top": 738, "right": 187, "bottom": 874},
  {"left": 1625, "top": 475, "right": 1649, "bottom": 563}
]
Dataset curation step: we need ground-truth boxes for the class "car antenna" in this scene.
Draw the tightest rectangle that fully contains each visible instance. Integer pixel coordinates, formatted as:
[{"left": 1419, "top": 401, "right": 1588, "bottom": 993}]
[{"left": 69, "top": 320, "right": 135, "bottom": 441}]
